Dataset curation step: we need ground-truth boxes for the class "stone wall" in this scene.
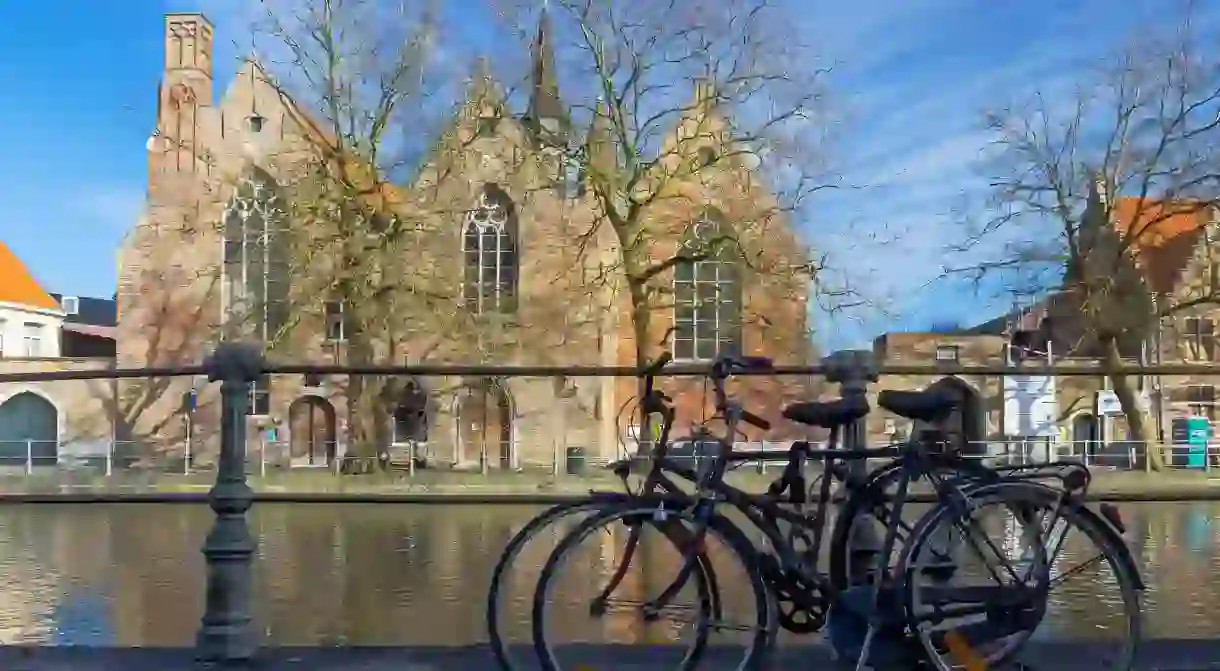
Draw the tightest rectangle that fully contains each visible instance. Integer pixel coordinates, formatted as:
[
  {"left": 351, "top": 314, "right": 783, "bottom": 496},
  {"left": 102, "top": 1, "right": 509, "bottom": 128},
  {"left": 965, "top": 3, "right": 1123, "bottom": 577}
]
[{"left": 0, "top": 357, "right": 117, "bottom": 462}]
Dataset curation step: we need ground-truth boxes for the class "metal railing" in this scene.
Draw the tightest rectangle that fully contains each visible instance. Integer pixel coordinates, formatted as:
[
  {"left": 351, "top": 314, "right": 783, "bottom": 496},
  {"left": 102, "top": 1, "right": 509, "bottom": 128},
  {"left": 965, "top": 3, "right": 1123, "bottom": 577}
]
[
  {"left": 2, "top": 438, "right": 1217, "bottom": 478},
  {"left": 5, "top": 343, "right": 1220, "bottom": 661}
]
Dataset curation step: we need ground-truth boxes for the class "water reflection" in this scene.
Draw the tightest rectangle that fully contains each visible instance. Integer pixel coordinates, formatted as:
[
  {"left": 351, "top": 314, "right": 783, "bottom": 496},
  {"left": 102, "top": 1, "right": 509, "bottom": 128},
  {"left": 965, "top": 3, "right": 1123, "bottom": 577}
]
[{"left": 0, "top": 502, "right": 1213, "bottom": 646}]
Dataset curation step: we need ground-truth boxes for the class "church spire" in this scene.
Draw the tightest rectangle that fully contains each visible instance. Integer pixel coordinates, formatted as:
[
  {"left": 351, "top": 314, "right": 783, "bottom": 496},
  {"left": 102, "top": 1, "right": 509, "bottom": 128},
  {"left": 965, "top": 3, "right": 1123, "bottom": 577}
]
[{"left": 526, "top": 7, "right": 567, "bottom": 143}]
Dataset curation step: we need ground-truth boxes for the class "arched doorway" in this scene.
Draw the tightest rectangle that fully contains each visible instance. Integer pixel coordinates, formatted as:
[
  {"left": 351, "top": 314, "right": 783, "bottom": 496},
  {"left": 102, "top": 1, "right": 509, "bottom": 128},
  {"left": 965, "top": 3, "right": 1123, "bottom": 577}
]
[
  {"left": 457, "top": 379, "right": 512, "bottom": 468},
  {"left": 924, "top": 376, "right": 984, "bottom": 456},
  {"left": 0, "top": 392, "right": 58, "bottom": 465},
  {"left": 391, "top": 379, "right": 429, "bottom": 444},
  {"left": 288, "top": 396, "right": 337, "bottom": 466}
]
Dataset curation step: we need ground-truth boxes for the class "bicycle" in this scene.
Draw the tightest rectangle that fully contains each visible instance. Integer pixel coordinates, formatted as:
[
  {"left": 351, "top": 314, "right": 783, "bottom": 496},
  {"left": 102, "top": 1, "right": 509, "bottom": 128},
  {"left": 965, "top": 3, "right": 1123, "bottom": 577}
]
[{"left": 528, "top": 361, "right": 1143, "bottom": 670}]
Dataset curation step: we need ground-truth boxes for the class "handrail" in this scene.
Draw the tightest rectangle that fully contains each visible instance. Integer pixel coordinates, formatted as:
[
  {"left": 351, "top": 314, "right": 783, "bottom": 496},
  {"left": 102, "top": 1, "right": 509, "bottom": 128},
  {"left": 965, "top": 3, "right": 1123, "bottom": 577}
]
[{"left": 3, "top": 360, "right": 1220, "bottom": 384}]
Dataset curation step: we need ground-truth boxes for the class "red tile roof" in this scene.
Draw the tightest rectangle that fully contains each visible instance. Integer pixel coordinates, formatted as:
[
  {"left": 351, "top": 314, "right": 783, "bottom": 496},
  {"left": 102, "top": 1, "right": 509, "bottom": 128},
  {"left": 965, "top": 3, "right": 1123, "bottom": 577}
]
[
  {"left": 1110, "top": 196, "right": 1214, "bottom": 294},
  {"left": 0, "top": 241, "right": 59, "bottom": 310}
]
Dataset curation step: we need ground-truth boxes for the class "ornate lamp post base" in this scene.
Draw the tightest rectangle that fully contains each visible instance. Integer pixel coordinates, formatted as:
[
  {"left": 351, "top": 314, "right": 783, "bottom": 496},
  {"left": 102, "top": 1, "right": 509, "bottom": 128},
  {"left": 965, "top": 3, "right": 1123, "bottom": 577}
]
[{"left": 195, "top": 342, "right": 263, "bottom": 662}]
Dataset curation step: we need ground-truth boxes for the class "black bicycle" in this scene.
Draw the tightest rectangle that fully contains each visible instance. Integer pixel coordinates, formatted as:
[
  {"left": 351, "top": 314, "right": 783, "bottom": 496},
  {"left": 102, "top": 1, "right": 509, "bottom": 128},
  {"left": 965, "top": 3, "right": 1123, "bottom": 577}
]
[{"left": 525, "top": 358, "right": 1143, "bottom": 670}]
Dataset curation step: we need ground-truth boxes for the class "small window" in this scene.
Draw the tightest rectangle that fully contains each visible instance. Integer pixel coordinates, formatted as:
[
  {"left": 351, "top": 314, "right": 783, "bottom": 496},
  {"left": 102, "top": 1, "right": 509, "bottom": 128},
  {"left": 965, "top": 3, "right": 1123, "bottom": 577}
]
[
  {"left": 562, "top": 159, "right": 585, "bottom": 198},
  {"left": 934, "top": 344, "right": 959, "bottom": 362},
  {"left": 475, "top": 114, "right": 499, "bottom": 138},
  {"left": 22, "top": 323, "right": 42, "bottom": 357},
  {"left": 60, "top": 296, "right": 79, "bottom": 315},
  {"left": 1184, "top": 317, "right": 1216, "bottom": 361},
  {"left": 324, "top": 301, "right": 346, "bottom": 342},
  {"left": 247, "top": 376, "right": 271, "bottom": 416},
  {"left": 247, "top": 114, "right": 265, "bottom": 133},
  {"left": 304, "top": 373, "right": 322, "bottom": 388},
  {"left": 1188, "top": 385, "right": 1215, "bottom": 420}
]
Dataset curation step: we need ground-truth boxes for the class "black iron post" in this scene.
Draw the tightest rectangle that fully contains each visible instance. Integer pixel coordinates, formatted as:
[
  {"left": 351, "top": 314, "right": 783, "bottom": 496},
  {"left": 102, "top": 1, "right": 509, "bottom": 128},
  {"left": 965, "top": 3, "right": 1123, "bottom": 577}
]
[
  {"left": 823, "top": 349, "right": 881, "bottom": 582},
  {"left": 195, "top": 342, "right": 262, "bottom": 662}
]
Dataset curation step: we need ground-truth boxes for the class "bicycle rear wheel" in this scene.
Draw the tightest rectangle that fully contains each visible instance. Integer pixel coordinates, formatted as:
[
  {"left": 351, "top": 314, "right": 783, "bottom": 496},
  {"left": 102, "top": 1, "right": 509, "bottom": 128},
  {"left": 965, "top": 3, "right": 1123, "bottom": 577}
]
[
  {"left": 531, "top": 503, "right": 772, "bottom": 671},
  {"left": 901, "top": 482, "right": 1141, "bottom": 670},
  {"left": 828, "top": 455, "right": 994, "bottom": 589}
]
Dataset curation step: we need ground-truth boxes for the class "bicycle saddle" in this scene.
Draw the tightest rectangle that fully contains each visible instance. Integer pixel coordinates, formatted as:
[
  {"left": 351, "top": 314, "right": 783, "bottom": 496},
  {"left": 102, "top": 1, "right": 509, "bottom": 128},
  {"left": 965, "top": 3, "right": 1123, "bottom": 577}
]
[
  {"left": 877, "top": 389, "right": 958, "bottom": 423},
  {"left": 782, "top": 396, "right": 870, "bottom": 428}
]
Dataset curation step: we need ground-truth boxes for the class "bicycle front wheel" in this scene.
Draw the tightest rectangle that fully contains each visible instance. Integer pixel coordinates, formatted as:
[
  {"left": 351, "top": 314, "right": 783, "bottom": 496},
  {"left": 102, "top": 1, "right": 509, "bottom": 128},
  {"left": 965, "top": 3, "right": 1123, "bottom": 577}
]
[{"left": 531, "top": 503, "right": 772, "bottom": 671}]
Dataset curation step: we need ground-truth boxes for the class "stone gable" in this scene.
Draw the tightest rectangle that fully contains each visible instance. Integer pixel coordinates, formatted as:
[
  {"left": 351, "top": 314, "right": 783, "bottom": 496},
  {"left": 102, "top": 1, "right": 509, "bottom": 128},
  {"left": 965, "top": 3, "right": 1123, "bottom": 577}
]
[{"left": 112, "top": 12, "right": 814, "bottom": 467}]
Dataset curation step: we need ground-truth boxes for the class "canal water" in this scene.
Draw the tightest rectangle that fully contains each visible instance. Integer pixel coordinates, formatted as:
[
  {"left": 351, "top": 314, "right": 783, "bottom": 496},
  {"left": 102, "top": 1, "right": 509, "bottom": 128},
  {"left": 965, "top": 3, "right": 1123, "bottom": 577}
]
[{"left": 0, "top": 502, "right": 1214, "bottom": 647}]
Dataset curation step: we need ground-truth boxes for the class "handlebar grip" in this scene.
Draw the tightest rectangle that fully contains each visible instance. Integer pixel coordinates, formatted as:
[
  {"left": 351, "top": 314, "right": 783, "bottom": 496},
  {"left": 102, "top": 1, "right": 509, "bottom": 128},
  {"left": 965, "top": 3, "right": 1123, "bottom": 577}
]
[
  {"left": 742, "top": 410, "right": 771, "bottom": 431},
  {"left": 642, "top": 352, "right": 673, "bottom": 376},
  {"left": 738, "top": 355, "right": 774, "bottom": 370}
]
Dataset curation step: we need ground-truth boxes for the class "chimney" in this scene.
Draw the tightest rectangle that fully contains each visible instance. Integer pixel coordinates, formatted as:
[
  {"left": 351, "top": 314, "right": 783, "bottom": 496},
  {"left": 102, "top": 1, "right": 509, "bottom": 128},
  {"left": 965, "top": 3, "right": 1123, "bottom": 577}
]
[
  {"left": 164, "top": 13, "right": 214, "bottom": 103},
  {"left": 149, "top": 13, "right": 214, "bottom": 189}
]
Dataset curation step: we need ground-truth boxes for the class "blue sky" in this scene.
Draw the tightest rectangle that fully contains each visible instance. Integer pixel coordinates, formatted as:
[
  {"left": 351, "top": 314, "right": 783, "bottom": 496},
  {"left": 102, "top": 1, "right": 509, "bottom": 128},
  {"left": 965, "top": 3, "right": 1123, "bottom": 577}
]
[{"left": 0, "top": 0, "right": 1205, "bottom": 350}]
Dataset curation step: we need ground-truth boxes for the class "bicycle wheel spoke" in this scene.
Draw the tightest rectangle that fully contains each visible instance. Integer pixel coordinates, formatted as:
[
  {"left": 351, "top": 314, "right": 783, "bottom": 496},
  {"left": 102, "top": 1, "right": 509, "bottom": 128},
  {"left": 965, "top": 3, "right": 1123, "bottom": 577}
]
[{"left": 903, "top": 483, "right": 1141, "bottom": 671}]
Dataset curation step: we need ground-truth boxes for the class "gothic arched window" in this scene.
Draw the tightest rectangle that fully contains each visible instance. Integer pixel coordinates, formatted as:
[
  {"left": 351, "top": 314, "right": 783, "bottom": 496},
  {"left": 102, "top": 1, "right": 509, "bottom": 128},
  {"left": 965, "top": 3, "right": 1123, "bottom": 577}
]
[
  {"left": 673, "top": 214, "right": 742, "bottom": 361},
  {"left": 462, "top": 184, "right": 518, "bottom": 314},
  {"left": 222, "top": 168, "right": 289, "bottom": 415}
]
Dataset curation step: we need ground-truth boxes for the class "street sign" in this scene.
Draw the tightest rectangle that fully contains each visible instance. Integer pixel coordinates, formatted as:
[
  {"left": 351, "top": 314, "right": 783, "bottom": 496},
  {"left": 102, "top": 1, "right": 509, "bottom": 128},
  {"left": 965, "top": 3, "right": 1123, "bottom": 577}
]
[
  {"left": 1003, "top": 375, "right": 1057, "bottom": 437},
  {"left": 1096, "top": 390, "right": 1122, "bottom": 415}
]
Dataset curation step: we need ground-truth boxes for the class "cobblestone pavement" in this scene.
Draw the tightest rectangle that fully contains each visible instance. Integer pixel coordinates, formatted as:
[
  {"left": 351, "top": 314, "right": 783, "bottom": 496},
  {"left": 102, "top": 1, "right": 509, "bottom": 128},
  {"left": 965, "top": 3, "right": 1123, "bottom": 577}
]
[{"left": 2, "top": 641, "right": 1219, "bottom": 670}]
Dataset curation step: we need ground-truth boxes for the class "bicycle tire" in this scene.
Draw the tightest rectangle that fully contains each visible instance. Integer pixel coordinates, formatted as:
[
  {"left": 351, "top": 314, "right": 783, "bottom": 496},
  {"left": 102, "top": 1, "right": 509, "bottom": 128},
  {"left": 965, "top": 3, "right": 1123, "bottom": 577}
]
[
  {"left": 530, "top": 502, "right": 772, "bottom": 671},
  {"left": 487, "top": 499, "right": 614, "bottom": 671},
  {"left": 899, "top": 481, "right": 1141, "bottom": 670},
  {"left": 489, "top": 495, "right": 727, "bottom": 670}
]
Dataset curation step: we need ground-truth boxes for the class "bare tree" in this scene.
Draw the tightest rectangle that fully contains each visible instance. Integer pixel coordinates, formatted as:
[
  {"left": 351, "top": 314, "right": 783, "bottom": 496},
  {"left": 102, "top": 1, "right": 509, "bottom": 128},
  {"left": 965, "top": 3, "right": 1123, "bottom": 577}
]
[
  {"left": 480, "top": 0, "right": 849, "bottom": 446},
  {"left": 950, "top": 13, "right": 1220, "bottom": 470},
  {"left": 236, "top": 0, "right": 459, "bottom": 469},
  {"left": 108, "top": 247, "right": 222, "bottom": 465}
]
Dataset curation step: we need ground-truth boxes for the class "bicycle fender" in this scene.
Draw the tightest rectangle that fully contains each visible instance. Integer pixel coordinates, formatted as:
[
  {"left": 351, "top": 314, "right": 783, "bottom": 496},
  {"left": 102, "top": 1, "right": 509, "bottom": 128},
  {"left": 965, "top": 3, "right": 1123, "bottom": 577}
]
[{"left": 1070, "top": 501, "right": 1146, "bottom": 591}]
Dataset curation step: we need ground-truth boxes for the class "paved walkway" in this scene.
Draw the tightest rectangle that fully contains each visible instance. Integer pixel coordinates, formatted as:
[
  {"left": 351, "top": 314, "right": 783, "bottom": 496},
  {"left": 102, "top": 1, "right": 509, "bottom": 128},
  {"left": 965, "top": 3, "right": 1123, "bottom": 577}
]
[
  {"left": 3, "top": 641, "right": 1220, "bottom": 670},
  {"left": 7, "top": 469, "right": 1220, "bottom": 502}
]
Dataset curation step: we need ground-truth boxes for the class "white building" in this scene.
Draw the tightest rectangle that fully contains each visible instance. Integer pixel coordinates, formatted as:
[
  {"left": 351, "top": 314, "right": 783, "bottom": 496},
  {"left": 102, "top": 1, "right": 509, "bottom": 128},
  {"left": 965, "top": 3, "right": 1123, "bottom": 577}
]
[{"left": 0, "top": 242, "right": 64, "bottom": 359}]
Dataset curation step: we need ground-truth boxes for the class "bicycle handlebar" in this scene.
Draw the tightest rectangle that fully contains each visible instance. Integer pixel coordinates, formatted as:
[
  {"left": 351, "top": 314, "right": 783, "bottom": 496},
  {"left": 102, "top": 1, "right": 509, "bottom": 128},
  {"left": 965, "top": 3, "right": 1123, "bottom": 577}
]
[
  {"left": 639, "top": 350, "right": 775, "bottom": 432},
  {"left": 642, "top": 351, "right": 673, "bottom": 377},
  {"left": 640, "top": 352, "right": 674, "bottom": 416},
  {"left": 708, "top": 354, "right": 773, "bottom": 430},
  {"left": 740, "top": 409, "right": 771, "bottom": 431},
  {"left": 709, "top": 354, "right": 774, "bottom": 378}
]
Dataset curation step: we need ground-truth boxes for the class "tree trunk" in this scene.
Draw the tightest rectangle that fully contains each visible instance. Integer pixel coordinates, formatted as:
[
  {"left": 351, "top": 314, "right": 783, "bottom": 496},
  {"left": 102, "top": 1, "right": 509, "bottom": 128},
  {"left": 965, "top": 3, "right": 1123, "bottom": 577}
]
[
  {"left": 1103, "top": 335, "right": 1164, "bottom": 471},
  {"left": 343, "top": 334, "right": 387, "bottom": 473}
]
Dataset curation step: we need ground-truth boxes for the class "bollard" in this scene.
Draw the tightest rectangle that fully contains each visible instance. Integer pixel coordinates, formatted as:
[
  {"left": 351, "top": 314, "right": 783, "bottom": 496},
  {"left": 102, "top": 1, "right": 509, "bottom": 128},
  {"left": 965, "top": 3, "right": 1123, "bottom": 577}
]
[
  {"left": 195, "top": 342, "right": 262, "bottom": 662},
  {"left": 822, "top": 350, "right": 881, "bottom": 583}
]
